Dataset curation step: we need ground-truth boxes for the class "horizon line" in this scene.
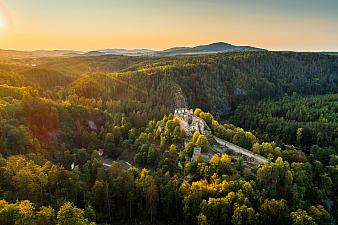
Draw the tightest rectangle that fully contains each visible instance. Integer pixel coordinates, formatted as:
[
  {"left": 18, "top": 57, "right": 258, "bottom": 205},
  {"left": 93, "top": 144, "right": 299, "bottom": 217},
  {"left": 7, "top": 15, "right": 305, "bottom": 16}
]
[{"left": 0, "top": 41, "right": 337, "bottom": 53}]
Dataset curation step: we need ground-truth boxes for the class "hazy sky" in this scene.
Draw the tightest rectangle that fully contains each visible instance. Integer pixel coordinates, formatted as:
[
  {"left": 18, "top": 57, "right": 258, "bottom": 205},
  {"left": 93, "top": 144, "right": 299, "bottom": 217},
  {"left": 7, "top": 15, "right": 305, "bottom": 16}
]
[{"left": 0, "top": 0, "right": 337, "bottom": 51}]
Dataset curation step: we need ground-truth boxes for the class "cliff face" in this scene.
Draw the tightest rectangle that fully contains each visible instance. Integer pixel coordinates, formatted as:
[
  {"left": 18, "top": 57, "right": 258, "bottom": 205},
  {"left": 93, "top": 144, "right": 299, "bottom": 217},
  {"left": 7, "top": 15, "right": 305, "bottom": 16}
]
[
  {"left": 172, "top": 87, "right": 188, "bottom": 109},
  {"left": 156, "top": 79, "right": 188, "bottom": 110}
]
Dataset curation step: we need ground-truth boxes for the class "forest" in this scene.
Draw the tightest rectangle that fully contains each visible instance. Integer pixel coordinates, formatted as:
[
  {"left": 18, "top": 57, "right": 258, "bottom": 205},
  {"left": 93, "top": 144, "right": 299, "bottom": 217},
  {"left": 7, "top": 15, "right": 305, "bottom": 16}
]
[
  {"left": 0, "top": 51, "right": 337, "bottom": 224},
  {"left": 228, "top": 94, "right": 338, "bottom": 165}
]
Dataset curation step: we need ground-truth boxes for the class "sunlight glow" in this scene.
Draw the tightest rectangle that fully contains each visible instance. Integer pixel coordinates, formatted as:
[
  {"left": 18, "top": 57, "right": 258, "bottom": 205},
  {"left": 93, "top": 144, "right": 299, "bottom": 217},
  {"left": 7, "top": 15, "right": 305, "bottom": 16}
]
[{"left": 0, "top": 14, "right": 6, "bottom": 31}]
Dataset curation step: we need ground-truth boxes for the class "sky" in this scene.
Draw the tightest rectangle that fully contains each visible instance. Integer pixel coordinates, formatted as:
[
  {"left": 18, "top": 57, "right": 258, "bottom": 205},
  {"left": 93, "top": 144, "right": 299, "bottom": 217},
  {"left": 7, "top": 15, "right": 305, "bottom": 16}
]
[{"left": 0, "top": 0, "right": 337, "bottom": 51}]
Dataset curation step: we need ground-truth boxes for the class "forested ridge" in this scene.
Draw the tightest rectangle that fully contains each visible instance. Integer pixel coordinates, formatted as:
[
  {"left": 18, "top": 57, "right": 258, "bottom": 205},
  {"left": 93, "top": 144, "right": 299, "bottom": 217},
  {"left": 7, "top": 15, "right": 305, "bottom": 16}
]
[
  {"left": 1, "top": 51, "right": 337, "bottom": 114},
  {"left": 0, "top": 51, "right": 337, "bottom": 224},
  {"left": 228, "top": 94, "right": 338, "bottom": 165}
]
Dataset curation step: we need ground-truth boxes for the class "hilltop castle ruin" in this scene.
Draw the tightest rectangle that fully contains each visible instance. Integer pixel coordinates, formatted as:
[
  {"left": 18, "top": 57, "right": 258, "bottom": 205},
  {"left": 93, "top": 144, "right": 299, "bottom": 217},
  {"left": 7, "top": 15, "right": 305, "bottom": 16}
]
[{"left": 174, "top": 108, "right": 211, "bottom": 136}]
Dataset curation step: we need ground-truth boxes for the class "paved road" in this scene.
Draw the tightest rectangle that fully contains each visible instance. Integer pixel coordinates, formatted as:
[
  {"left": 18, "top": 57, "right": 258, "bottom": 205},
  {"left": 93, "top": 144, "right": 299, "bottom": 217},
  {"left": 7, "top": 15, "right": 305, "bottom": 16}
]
[
  {"left": 103, "top": 163, "right": 112, "bottom": 167},
  {"left": 214, "top": 136, "right": 269, "bottom": 164},
  {"left": 102, "top": 159, "right": 133, "bottom": 169}
]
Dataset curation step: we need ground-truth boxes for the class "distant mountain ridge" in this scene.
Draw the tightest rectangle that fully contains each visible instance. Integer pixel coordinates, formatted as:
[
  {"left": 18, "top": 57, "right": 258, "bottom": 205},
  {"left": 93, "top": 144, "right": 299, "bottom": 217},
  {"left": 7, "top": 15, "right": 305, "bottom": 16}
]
[
  {"left": 159, "top": 42, "right": 266, "bottom": 56},
  {"left": 85, "top": 48, "right": 155, "bottom": 56},
  {"left": 0, "top": 42, "right": 267, "bottom": 58},
  {"left": 84, "top": 42, "right": 266, "bottom": 56}
]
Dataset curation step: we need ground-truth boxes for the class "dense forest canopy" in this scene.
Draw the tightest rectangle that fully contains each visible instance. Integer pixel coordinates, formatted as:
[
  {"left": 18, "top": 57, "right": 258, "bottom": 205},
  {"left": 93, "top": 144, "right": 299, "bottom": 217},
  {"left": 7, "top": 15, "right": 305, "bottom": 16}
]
[
  {"left": 1, "top": 51, "right": 337, "bottom": 114},
  {"left": 228, "top": 94, "right": 338, "bottom": 164},
  {"left": 0, "top": 51, "right": 337, "bottom": 224}
]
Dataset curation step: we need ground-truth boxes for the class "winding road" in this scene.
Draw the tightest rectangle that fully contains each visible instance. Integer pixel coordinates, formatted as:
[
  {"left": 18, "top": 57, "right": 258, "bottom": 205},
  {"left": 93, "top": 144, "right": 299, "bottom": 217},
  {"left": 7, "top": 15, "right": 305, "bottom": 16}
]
[
  {"left": 102, "top": 158, "right": 133, "bottom": 169},
  {"left": 214, "top": 136, "right": 269, "bottom": 164}
]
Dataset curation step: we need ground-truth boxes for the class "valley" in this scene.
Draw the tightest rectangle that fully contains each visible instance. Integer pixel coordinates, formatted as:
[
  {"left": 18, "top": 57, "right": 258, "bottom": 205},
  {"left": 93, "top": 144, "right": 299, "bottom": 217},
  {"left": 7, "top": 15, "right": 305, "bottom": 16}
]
[
  {"left": 0, "top": 0, "right": 337, "bottom": 224},
  {"left": 0, "top": 51, "right": 337, "bottom": 224}
]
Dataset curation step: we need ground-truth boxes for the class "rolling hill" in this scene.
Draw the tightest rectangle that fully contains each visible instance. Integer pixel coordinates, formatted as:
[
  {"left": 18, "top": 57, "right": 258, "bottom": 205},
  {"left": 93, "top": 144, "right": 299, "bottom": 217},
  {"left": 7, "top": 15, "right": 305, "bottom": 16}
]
[{"left": 0, "top": 42, "right": 266, "bottom": 58}]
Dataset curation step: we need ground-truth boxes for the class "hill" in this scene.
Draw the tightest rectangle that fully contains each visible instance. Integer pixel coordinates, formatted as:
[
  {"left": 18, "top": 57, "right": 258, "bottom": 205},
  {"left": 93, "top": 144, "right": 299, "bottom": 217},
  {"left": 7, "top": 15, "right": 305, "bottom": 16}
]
[
  {"left": 74, "top": 51, "right": 338, "bottom": 115},
  {"left": 0, "top": 51, "right": 337, "bottom": 224},
  {"left": 160, "top": 42, "right": 266, "bottom": 56},
  {"left": 79, "top": 42, "right": 266, "bottom": 56},
  {"left": 0, "top": 42, "right": 266, "bottom": 58},
  {"left": 1, "top": 51, "right": 337, "bottom": 116}
]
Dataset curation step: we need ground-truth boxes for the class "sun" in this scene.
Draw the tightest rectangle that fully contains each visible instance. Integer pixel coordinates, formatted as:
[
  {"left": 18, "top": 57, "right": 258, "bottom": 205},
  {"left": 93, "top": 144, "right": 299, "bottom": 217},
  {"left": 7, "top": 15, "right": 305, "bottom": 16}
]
[
  {"left": 0, "top": 17, "right": 5, "bottom": 30},
  {"left": 0, "top": 8, "right": 8, "bottom": 31}
]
